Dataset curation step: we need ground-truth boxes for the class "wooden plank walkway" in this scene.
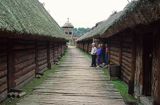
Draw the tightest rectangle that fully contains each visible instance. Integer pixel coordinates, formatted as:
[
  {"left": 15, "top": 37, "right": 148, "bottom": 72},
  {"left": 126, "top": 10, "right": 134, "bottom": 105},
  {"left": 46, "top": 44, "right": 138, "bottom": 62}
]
[{"left": 17, "top": 46, "right": 125, "bottom": 105}]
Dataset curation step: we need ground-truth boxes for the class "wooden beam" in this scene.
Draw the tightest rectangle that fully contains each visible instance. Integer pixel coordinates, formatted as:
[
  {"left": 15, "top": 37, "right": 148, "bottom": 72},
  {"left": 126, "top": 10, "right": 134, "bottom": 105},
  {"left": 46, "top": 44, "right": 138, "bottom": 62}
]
[
  {"left": 7, "top": 39, "right": 15, "bottom": 90},
  {"left": 47, "top": 41, "right": 51, "bottom": 69}
]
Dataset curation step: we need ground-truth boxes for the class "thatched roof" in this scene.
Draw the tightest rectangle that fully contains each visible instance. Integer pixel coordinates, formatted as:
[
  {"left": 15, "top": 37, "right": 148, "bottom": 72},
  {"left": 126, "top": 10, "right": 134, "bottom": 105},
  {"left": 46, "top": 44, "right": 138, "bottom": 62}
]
[
  {"left": 77, "top": 0, "right": 160, "bottom": 42},
  {"left": 77, "top": 11, "right": 122, "bottom": 41},
  {"left": 0, "top": 0, "right": 66, "bottom": 39}
]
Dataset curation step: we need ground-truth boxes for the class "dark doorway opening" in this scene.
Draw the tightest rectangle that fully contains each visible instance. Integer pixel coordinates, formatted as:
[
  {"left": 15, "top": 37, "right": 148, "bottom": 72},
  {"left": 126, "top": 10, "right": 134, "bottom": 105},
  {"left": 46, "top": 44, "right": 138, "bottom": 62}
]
[{"left": 142, "top": 34, "right": 153, "bottom": 96}]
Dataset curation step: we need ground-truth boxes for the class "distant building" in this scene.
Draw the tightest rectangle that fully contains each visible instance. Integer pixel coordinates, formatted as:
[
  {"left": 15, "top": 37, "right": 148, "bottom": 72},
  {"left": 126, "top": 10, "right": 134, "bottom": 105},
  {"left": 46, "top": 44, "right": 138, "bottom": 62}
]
[{"left": 62, "top": 18, "right": 75, "bottom": 46}]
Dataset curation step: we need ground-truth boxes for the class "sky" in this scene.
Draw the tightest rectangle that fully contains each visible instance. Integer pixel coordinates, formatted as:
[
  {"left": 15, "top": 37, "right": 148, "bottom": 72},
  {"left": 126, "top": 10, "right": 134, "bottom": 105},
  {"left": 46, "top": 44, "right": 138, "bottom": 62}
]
[{"left": 39, "top": 0, "right": 129, "bottom": 28}]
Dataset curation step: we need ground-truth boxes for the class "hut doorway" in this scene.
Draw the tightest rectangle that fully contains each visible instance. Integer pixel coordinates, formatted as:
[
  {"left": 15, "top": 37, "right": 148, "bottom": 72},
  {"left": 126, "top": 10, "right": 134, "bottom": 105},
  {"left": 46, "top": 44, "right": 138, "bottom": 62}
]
[{"left": 142, "top": 34, "right": 153, "bottom": 96}]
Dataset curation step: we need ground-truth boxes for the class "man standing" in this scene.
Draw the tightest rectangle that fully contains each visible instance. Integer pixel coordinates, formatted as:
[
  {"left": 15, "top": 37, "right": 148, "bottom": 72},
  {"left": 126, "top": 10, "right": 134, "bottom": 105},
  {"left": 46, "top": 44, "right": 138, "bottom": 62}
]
[{"left": 90, "top": 43, "right": 97, "bottom": 67}]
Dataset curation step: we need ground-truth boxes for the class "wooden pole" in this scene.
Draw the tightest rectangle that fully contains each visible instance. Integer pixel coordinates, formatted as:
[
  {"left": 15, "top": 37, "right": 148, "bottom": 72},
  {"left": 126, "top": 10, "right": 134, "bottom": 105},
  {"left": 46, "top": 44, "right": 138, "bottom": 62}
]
[
  {"left": 7, "top": 39, "right": 15, "bottom": 90},
  {"left": 47, "top": 41, "right": 51, "bottom": 69}
]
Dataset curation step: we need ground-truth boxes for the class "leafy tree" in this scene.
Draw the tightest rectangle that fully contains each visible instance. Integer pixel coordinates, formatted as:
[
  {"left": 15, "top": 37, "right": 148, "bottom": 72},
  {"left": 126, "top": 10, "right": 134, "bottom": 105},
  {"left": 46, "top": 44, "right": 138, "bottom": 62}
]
[{"left": 73, "top": 28, "right": 90, "bottom": 36}]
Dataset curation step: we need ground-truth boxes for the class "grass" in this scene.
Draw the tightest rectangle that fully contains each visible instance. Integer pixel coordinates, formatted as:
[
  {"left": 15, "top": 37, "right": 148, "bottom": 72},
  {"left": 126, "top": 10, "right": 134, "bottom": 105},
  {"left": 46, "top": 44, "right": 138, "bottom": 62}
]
[
  {"left": 78, "top": 48, "right": 140, "bottom": 104},
  {"left": 0, "top": 50, "right": 68, "bottom": 105}
]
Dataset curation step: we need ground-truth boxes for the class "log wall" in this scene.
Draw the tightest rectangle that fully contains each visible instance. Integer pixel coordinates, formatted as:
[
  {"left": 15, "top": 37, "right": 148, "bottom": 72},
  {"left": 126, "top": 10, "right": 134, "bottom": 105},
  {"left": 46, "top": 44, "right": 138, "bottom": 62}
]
[
  {"left": 0, "top": 38, "right": 8, "bottom": 102},
  {"left": 36, "top": 42, "right": 48, "bottom": 73},
  {"left": 121, "top": 34, "right": 134, "bottom": 84},
  {"left": 108, "top": 36, "right": 121, "bottom": 65}
]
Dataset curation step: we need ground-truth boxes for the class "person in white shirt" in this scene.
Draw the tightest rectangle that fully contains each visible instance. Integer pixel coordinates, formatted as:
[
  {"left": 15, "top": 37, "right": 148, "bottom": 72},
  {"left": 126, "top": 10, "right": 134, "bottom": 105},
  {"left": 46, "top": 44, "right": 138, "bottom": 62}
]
[{"left": 90, "top": 43, "right": 97, "bottom": 67}]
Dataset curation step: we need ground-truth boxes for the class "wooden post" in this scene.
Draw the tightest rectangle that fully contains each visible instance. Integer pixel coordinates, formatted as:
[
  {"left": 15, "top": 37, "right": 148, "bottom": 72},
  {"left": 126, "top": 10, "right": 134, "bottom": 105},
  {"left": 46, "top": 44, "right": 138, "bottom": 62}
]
[
  {"left": 47, "top": 41, "right": 51, "bottom": 69},
  {"left": 128, "top": 33, "right": 136, "bottom": 95},
  {"left": 7, "top": 39, "right": 15, "bottom": 91},
  {"left": 35, "top": 41, "right": 39, "bottom": 74}
]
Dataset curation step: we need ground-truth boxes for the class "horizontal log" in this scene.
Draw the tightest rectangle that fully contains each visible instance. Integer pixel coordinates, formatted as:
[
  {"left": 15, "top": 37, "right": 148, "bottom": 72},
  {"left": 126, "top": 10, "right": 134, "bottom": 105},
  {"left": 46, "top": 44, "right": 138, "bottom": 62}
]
[
  {"left": 122, "top": 58, "right": 132, "bottom": 67},
  {"left": 0, "top": 63, "right": 7, "bottom": 71},
  {"left": 38, "top": 63, "right": 47, "bottom": 71},
  {"left": 15, "top": 59, "right": 35, "bottom": 72},
  {"left": 122, "top": 52, "right": 132, "bottom": 58},
  {"left": 37, "top": 55, "right": 47, "bottom": 61},
  {"left": 121, "top": 62, "right": 132, "bottom": 72},
  {"left": 110, "top": 51, "right": 120, "bottom": 57},
  {"left": 121, "top": 66, "right": 131, "bottom": 76},
  {"left": 15, "top": 54, "right": 35, "bottom": 64},
  {"left": 110, "top": 47, "right": 120, "bottom": 52},
  {"left": 110, "top": 59, "right": 120, "bottom": 65},
  {"left": 37, "top": 46, "right": 47, "bottom": 50},
  {"left": 0, "top": 70, "right": 7, "bottom": 78},
  {"left": 0, "top": 52, "right": 7, "bottom": 57},
  {"left": 122, "top": 48, "right": 132, "bottom": 53},
  {"left": 14, "top": 50, "right": 35, "bottom": 58},
  {"left": 15, "top": 70, "right": 35, "bottom": 87},
  {"left": 38, "top": 49, "right": 47, "bottom": 53},
  {"left": 38, "top": 59, "right": 47, "bottom": 66},
  {"left": 13, "top": 45, "right": 35, "bottom": 50},
  {"left": 0, "top": 83, "right": 7, "bottom": 93},
  {"left": 0, "top": 76, "right": 7, "bottom": 85},
  {"left": 0, "top": 56, "right": 7, "bottom": 63},
  {"left": 0, "top": 45, "right": 7, "bottom": 50},
  {"left": 110, "top": 55, "right": 120, "bottom": 61},
  {"left": 121, "top": 74, "right": 129, "bottom": 84},
  {"left": 122, "top": 55, "right": 132, "bottom": 63},
  {"left": 122, "top": 39, "right": 133, "bottom": 44},
  {"left": 122, "top": 36, "right": 133, "bottom": 42},
  {"left": 15, "top": 64, "right": 36, "bottom": 79},
  {"left": 121, "top": 70, "right": 130, "bottom": 83}
]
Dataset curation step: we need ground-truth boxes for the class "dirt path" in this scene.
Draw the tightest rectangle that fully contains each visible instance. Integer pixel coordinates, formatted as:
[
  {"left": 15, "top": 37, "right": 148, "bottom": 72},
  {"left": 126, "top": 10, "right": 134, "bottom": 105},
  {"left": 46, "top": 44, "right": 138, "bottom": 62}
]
[{"left": 17, "top": 47, "right": 125, "bottom": 105}]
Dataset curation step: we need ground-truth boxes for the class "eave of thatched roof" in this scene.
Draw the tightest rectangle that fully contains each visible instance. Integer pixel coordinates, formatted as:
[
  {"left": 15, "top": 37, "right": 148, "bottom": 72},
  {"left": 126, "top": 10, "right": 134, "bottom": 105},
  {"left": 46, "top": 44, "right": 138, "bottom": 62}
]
[
  {"left": 77, "top": 0, "right": 160, "bottom": 42},
  {"left": 0, "top": 0, "right": 66, "bottom": 39},
  {"left": 77, "top": 11, "right": 122, "bottom": 42},
  {"left": 101, "top": 0, "right": 160, "bottom": 38}
]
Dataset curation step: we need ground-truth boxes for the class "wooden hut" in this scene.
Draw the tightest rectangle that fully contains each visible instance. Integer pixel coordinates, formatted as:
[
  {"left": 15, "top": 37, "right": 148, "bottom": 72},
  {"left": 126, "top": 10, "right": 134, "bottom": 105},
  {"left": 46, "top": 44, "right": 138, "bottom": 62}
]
[
  {"left": 77, "top": 0, "right": 160, "bottom": 104},
  {"left": 0, "top": 0, "right": 66, "bottom": 102}
]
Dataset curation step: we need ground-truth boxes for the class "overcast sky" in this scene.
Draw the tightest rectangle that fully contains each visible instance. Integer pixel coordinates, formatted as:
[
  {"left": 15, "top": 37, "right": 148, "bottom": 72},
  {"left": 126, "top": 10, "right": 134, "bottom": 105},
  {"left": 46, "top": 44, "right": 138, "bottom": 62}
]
[{"left": 39, "top": 0, "right": 129, "bottom": 28}]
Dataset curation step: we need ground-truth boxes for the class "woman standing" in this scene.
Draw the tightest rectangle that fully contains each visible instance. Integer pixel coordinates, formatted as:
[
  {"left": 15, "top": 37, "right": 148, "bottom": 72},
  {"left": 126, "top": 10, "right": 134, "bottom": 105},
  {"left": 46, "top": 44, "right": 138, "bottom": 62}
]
[
  {"left": 96, "top": 44, "right": 103, "bottom": 67},
  {"left": 90, "top": 43, "right": 97, "bottom": 67}
]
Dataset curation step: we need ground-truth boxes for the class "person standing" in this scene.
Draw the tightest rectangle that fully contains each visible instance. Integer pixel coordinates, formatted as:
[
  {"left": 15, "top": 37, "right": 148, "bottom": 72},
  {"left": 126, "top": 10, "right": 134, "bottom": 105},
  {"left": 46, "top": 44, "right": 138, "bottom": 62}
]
[
  {"left": 90, "top": 43, "right": 97, "bottom": 67},
  {"left": 96, "top": 44, "right": 103, "bottom": 67}
]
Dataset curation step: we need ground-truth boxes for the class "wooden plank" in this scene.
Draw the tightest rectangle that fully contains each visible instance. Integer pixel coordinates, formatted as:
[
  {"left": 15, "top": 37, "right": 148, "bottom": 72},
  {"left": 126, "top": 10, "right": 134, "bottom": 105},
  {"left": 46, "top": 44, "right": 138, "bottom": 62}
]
[
  {"left": 122, "top": 55, "right": 132, "bottom": 63},
  {"left": 0, "top": 70, "right": 7, "bottom": 77},
  {"left": 121, "top": 66, "right": 131, "bottom": 77},
  {"left": 15, "top": 70, "right": 35, "bottom": 86},
  {"left": 0, "top": 63, "right": 7, "bottom": 71},
  {"left": 122, "top": 59, "right": 132, "bottom": 68},
  {"left": 15, "top": 54, "right": 35, "bottom": 64},
  {"left": 13, "top": 45, "right": 35, "bottom": 50},
  {"left": 14, "top": 50, "right": 35, "bottom": 58},
  {"left": 0, "top": 83, "right": 7, "bottom": 92},
  {"left": 110, "top": 51, "right": 120, "bottom": 57},
  {"left": 0, "top": 56, "right": 7, "bottom": 63},
  {"left": 15, "top": 64, "right": 36, "bottom": 79},
  {"left": 121, "top": 60, "right": 132, "bottom": 71},
  {"left": 122, "top": 52, "right": 132, "bottom": 58},
  {"left": 0, "top": 76, "right": 7, "bottom": 85},
  {"left": 38, "top": 63, "right": 47, "bottom": 71},
  {"left": 38, "top": 59, "right": 47, "bottom": 66},
  {"left": 15, "top": 59, "right": 35, "bottom": 72}
]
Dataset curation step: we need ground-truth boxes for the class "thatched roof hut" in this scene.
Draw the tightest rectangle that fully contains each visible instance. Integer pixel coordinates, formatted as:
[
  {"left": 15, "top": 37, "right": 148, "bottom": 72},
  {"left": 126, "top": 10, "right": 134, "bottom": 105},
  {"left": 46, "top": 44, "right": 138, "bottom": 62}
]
[{"left": 0, "top": 0, "right": 66, "bottom": 39}]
